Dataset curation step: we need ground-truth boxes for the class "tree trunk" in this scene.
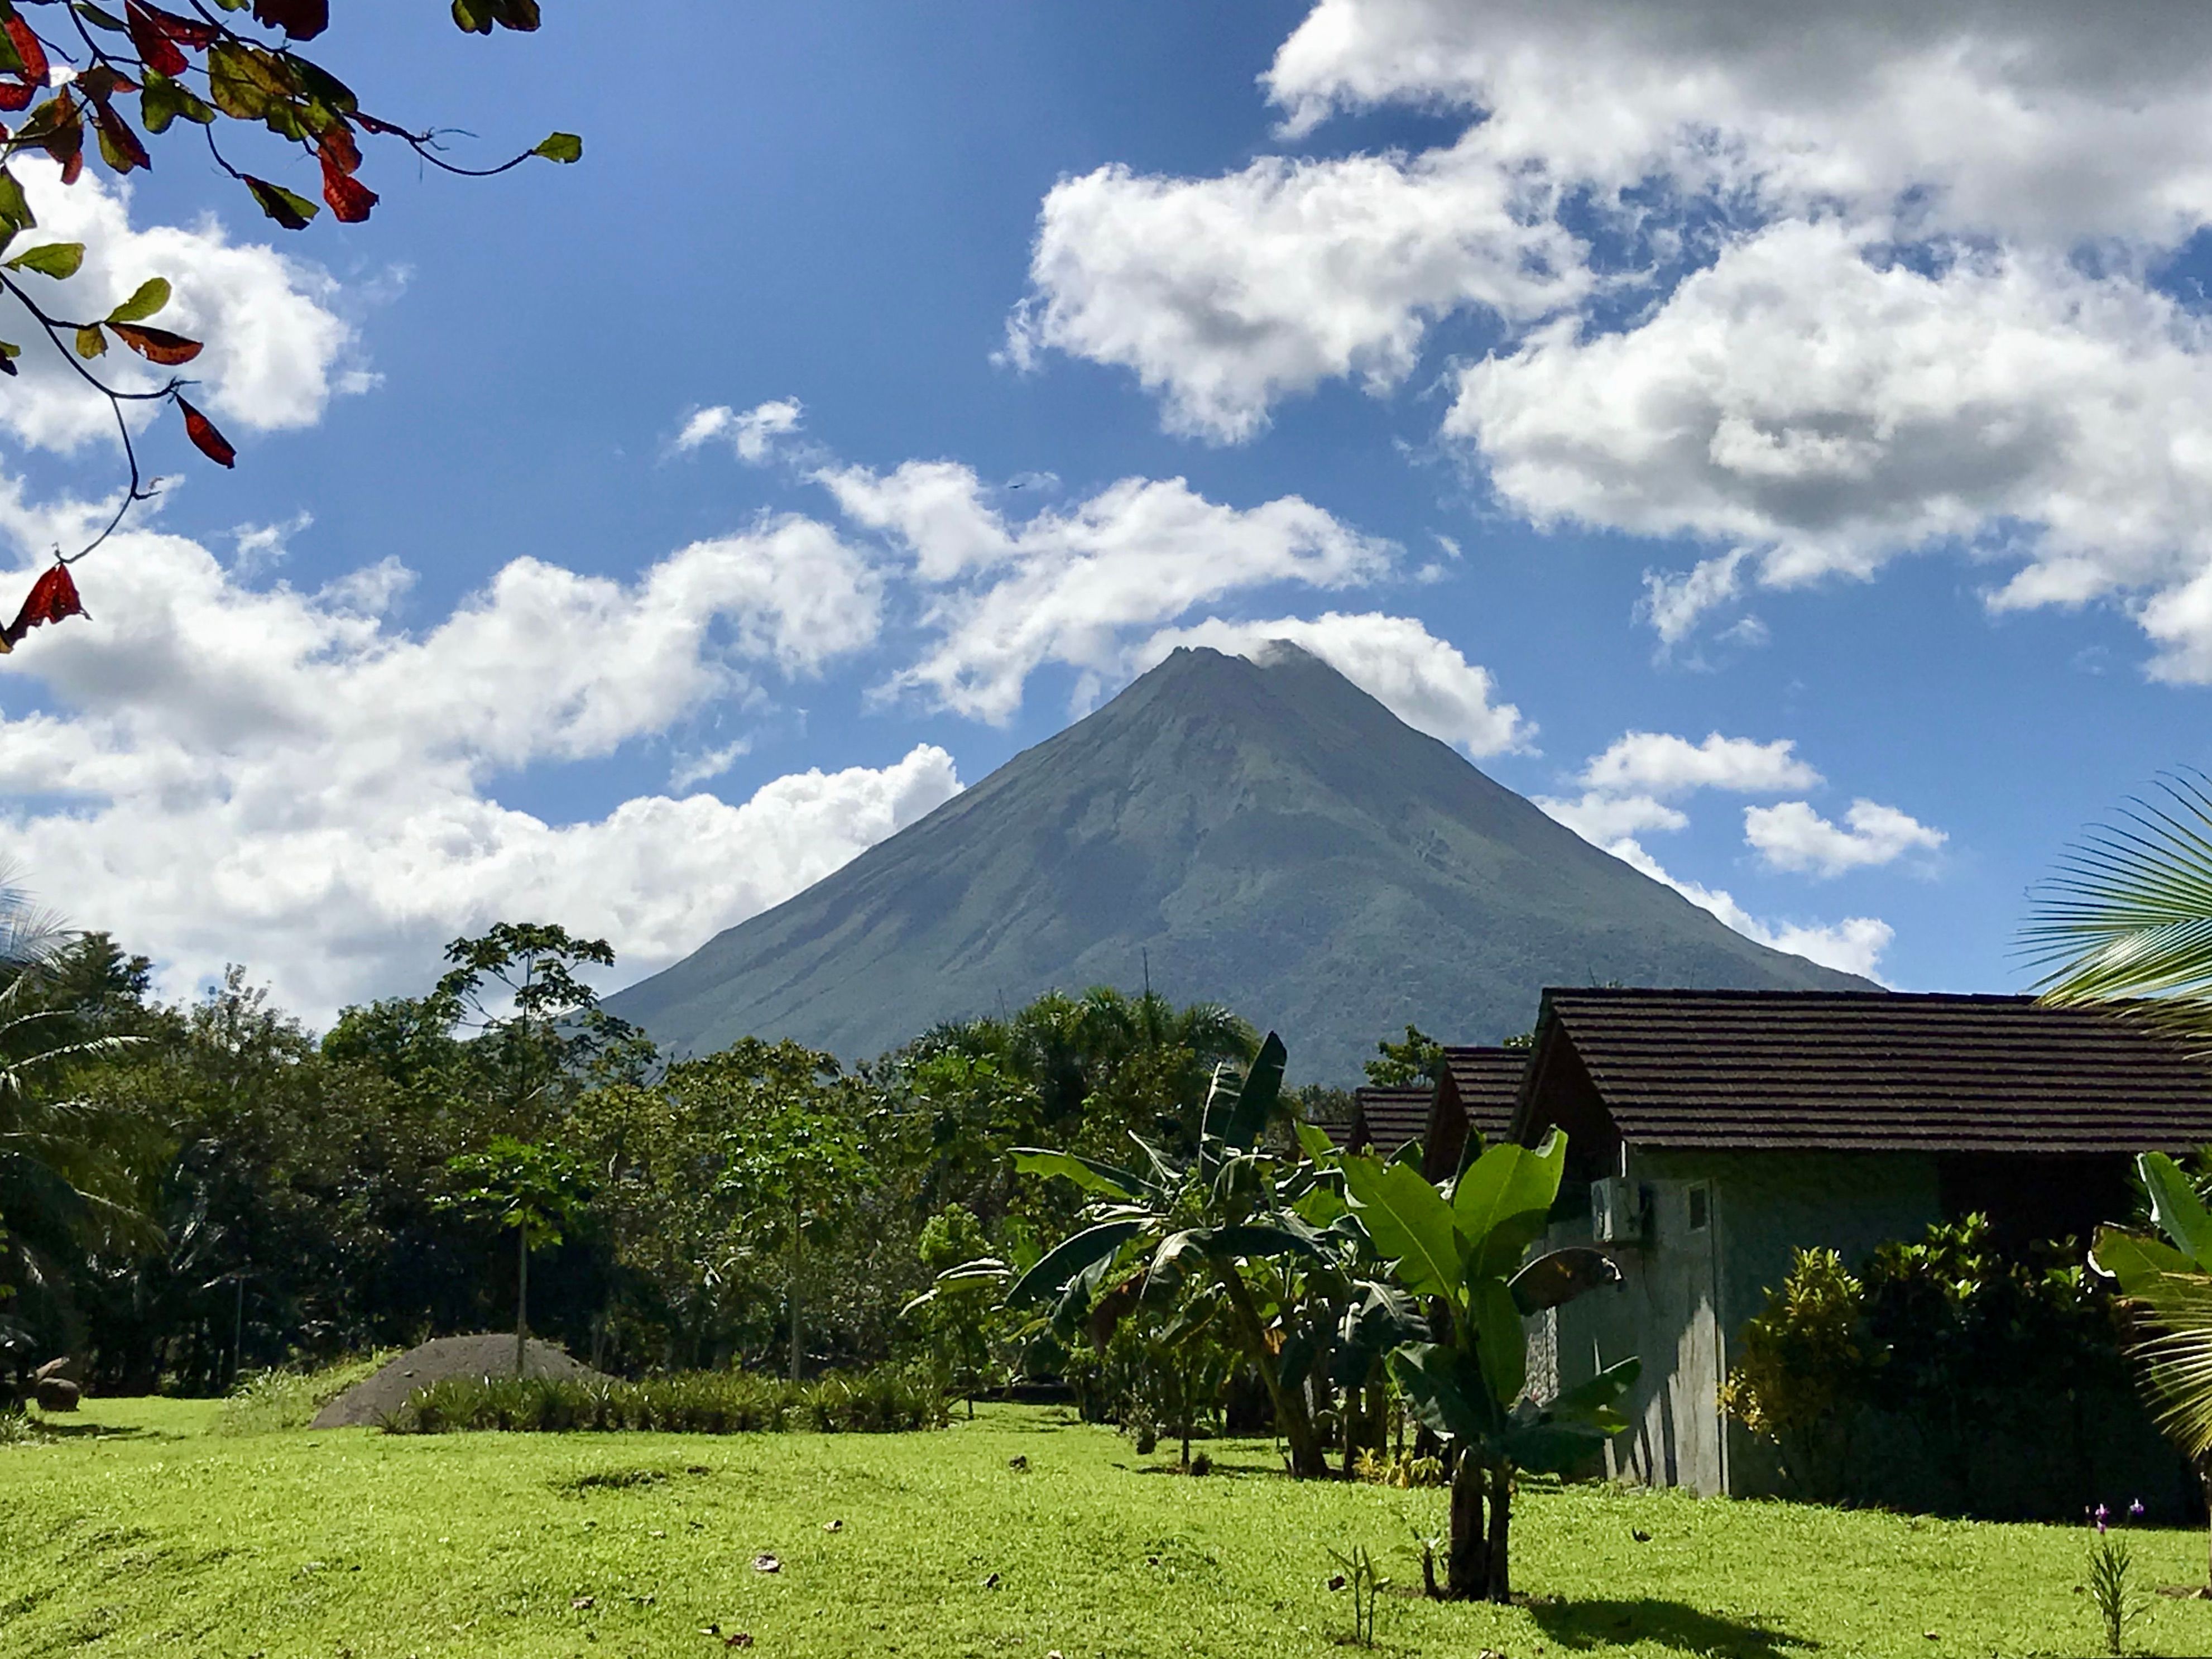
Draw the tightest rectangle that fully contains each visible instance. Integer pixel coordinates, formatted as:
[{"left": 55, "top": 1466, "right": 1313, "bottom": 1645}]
[
  {"left": 1484, "top": 1460, "right": 1514, "bottom": 1604},
  {"left": 1445, "top": 1447, "right": 1488, "bottom": 1598},
  {"left": 515, "top": 1228, "right": 529, "bottom": 1377},
  {"left": 1212, "top": 1263, "right": 1327, "bottom": 1478},
  {"left": 789, "top": 1226, "right": 803, "bottom": 1384}
]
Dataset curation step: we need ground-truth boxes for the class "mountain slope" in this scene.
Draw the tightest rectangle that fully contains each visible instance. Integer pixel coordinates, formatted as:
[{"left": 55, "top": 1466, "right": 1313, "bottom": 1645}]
[{"left": 607, "top": 644, "right": 1872, "bottom": 1080}]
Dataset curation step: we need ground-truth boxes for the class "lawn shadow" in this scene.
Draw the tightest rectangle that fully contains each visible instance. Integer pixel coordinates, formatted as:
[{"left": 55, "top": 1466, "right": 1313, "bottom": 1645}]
[
  {"left": 13, "top": 1422, "right": 164, "bottom": 1444},
  {"left": 1530, "top": 1598, "right": 1817, "bottom": 1657}
]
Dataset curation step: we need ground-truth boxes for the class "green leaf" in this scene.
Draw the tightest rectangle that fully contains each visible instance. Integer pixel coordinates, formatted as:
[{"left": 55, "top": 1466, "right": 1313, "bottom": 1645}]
[
  {"left": 1509, "top": 1246, "right": 1621, "bottom": 1315},
  {"left": 2091, "top": 1225, "right": 2205, "bottom": 1292},
  {"left": 1009, "top": 1147, "right": 1149, "bottom": 1203},
  {"left": 1295, "top": 1121, "right": 1338, "bottom": 1163},
  {"left": 1206, "top": 1221, "right": 1326, "bottom": 1262},
  {"left": 74, "top": 324, "right": 105, "bottom": 359},
  {"left": 1471, "top": 1274, "right": 1526, "bottom": 1407},
  {"left": 0, "top": 169, "right": 35, "bottom": 238},
  {"left": 532, "top": 131, "right": 582, "bottom": 164},
  {"left": 141, "top": 74, "right": 217, "bottom": 135},
  {"left": 207, "top": 39, "right": 294, "bottom": 122},
  {"left": 104, "top": 277, "right": 169, "bottom": 323},
  {"left": 1292, "top": 1183, "right": 1349, "bottom": 1228},
  {"left": 1218, "top": 1030, "right": 1286, "bottom": 1152},
  {"left": 1454, "top": 1129, "right": 1567, "bottom": 1282},
  {"left": 1540, "top": 1354, "right": 1640, "bottom": 1429},
  {"left": 1004, "top": 1220, "right": 1143, "bottom": 1309},
  {"left": 1343, "top": 1151, "right": 1465, "bottom": 1303},
  {"left": 450, "top": 0, "right": 492, "bottom": 32},
  {"left": 244, "top": 176, "right": 318, "bottom": 230},
  {"left": 73, "top": 3, "right": 129, "bottom": 31},
  {"left": 1388, "top": 1342, "right": 1493, "bottom": 1444},
  {"left": 2143, "top": 1152, "right": 2212, "bottom": 1270},
  {"left": 4, "top": 242, "right": 82, "bottom": 278}
]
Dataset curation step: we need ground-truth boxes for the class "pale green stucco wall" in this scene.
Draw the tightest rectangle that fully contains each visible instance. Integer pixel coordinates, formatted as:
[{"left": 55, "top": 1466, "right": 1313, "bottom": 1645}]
[{"left": 1544, "top": 1147, "right": 1941, "bottom": 1497}]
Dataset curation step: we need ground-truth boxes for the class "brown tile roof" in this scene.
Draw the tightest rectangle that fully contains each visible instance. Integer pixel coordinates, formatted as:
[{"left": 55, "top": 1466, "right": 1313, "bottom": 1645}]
[
  {"left": 1350, "top": 1085, "right": 1432, "bottom": 1156},
  {"left": 1520, "top": 989, "right": 2212, "bottom": 1154},
  {"left": 1441, "top": 1047, "right": 1530, "bottom": 1144}
]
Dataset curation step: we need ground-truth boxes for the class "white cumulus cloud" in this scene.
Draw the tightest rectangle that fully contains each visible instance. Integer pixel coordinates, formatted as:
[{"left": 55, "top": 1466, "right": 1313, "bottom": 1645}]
[
  {"left": 1133, "top": 611, "right": 1529, "bottom": 756},
  {"left": 1534, "top": 791, "right": 1688, "bottom": 844},
  {"left": 1578, "top": 730, "right": 1821, "bottom": 798},
  {"left": 1744, "top": 799, "right": 1947, "bottom": 877},
  {"left": 1007, "top": 142, "right": 1585, "bottom": 442},
  {"left": 0, "top": 506, "right": 919, "bottom": 1019},
  {"left": 1599, "top": 832, "right": 1893, "bottom": 981},
  {"left": 678, "top": 398, "right": 806, "bottom": 464},
  {"left": 819, "top": 461, "right": 1395, "bottom": 722}
]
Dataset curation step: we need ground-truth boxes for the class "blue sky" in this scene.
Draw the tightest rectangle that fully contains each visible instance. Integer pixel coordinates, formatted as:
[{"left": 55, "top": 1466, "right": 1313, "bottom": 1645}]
[{"left": 1, "top": 0, "right": 2209, "bottom": 1023}]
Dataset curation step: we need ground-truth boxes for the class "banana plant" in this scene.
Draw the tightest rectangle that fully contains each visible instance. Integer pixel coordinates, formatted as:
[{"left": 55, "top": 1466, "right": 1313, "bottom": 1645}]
[
  {"left": 933, "top": 1032, "right": 1347, "bottom": 1478},
  {"left": 1341, "top": 1128, "right": 1638, "bottom": 1603},
  {"left": 2089, "top": 1151, "right": 2212, "bottom": 1588}
]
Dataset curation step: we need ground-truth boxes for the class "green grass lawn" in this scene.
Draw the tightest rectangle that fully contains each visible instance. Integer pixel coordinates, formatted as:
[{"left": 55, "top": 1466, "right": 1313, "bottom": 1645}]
[{"left": 3, "top": 1399, "right": 2209, "bottom": 1658}]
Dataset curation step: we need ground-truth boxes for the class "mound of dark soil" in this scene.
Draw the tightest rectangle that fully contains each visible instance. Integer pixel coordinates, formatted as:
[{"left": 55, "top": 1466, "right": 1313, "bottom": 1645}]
[{"left": 310, "top": 1335, "right": 607, "bottom": 1429}]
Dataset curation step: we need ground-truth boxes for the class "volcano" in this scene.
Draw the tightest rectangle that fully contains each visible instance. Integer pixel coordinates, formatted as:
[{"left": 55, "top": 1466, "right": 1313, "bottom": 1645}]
[{"left": 607, "top": 644, "right": 1870, "bottom": 1080}]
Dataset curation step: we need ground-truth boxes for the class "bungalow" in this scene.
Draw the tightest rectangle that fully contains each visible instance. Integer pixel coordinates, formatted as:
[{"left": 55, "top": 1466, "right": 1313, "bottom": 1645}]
[
  {"left": 1334, "top": 1047, "right": 1529, "bottom": 1178},
  {"left": 1506, "top": 987, "right": 2212, "bottom": 1507}
]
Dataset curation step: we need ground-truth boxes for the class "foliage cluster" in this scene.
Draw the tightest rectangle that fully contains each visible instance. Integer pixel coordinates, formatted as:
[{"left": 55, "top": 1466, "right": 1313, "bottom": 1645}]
[
  {"left": 1721, "top": 1215, "right": 2142, "bottom": 1516},
  {"left": 0, "top": 899, "right": 1274, "bottom": 1416},
  {"left": 212, "top": 1345, "right": 395, "bottom": 1435},
  {"left": 380, "top": 1363, "right": 947, "bottom": 1436}
]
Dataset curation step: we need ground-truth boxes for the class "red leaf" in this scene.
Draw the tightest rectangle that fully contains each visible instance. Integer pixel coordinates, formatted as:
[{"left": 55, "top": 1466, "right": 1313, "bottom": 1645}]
[
  {"left": 93, "top": 100, "right": 150, "bottom": 173},
  {"left": 317, "top": 117, "right": 359, "bottom": 176},
  {"left": 178, "top": 396, "right": 235, "bottom": 468},
  {"left": 110, "top": 323, "right": 201, "bottom": 366},
  {"left": 251, "top": 0, "right": 329, "bottom": 40},
  {"left": 125, "top": 3, "right": 188, "bottom": 78},
  {"left": 0, "top": 80, "right": 35, "bottom": 113},
  {"left": 143, "top": 4, "right": 218, "bottom": 49},
  {"left": 38, "top": 88, "right": 83, "bottom": 182},
  {"left": 0, "top": 563, "right": 87, "bottom": 652},
  {"left": 6, "top": 18, "right": 48, "bottom": 87},
  {"left": 320, "top": 159, "right": 375, "bottom": 223}
]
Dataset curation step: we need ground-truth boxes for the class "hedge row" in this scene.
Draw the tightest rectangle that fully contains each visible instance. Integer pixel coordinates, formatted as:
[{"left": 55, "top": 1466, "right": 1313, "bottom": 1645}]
[{"left": 378, "top": 1364, "right": 948, "bottom": 1435}]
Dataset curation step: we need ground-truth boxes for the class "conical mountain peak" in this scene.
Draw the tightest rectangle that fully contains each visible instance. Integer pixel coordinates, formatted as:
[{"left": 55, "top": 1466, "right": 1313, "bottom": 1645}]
[{"left": 608, "top": 650, "right": 1868, "bottom": 1079}]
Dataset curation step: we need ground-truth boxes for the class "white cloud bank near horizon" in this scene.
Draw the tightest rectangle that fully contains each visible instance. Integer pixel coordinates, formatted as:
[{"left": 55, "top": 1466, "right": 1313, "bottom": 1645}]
[
  {"left": 1534, "top": 725, "right": 1947, "bottom": 980},
  {"left": 1011, "top": 0, "right": 2212, "bottom": 677}
]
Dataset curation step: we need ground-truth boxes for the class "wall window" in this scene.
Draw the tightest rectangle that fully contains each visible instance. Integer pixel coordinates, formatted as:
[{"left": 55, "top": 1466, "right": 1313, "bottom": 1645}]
[{"left": 1687, "top": 1183, "right": 1710, "bottom": 1233}]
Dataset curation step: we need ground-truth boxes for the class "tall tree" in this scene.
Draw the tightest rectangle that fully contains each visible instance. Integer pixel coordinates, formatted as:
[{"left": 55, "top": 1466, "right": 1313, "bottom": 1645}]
[
  {"left": 440, "top": 1134, "right": 591, "bottom": 1376},
  {"left": 435, "top": 922, "right": 620, "bottom": 1136}
]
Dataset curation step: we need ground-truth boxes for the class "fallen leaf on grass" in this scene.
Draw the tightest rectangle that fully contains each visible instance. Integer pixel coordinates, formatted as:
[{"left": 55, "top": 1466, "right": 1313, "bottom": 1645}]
[
  {"left": 823, "top": 1519, "right": 843, "bottom": 1533},
  {"left": 650, "top": 1529, "right": 667, "bottom": 1538},
  {"left": 982, "top": 1571, "right": 1000, "bottom": 1589},
  {"left": 753, "top": 1553, "right": 781, "bottom": 1574},
  {"left": 723, "top": 1637, "right": 752, "bottom": 1650},
  {"left": 570, "top": 1596, "right": 594, "bottom": 1610}
]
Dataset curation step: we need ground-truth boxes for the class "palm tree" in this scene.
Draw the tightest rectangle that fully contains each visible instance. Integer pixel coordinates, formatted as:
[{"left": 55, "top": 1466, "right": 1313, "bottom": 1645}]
[
  {"left": 0, "top": 872, "right": 151, "bottom": 1382},
  {"left": 2026, "top": 776, "right": 2212, "bottom": 1583}
]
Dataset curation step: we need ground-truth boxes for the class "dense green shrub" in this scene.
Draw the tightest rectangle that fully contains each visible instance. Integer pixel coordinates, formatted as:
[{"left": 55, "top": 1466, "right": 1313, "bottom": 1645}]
[
  {"left": 380, "top": 1363, "right": 947, "bottom": 1436},
  {"left": 1721, "top": 1216, "right": 2168, "bottom": 1518}
]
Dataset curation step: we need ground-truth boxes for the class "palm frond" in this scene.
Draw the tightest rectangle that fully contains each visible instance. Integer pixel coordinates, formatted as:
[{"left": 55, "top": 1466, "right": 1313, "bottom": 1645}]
[
  {"left": 2022, "top": 772, "right": 2212, "bottom": 1046},
  {"left": 2113, "top": 1263, "right": 2212, "bottom": 1457}
]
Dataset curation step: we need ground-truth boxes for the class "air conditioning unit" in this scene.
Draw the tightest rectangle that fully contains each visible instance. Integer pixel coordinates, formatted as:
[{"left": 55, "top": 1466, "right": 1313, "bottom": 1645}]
[{"left": 1591, "top": 1177, "right": 1644, "bottom": 1245}]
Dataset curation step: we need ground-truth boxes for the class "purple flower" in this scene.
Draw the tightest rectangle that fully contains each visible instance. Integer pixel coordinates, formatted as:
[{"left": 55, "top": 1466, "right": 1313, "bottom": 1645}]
[
  {"left": 2131, "top": 1499, "right": 2147, "bottom": 1519},
  {"left": 2095, "top": 1504, "right": 2110, "bottom": 1535}
]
